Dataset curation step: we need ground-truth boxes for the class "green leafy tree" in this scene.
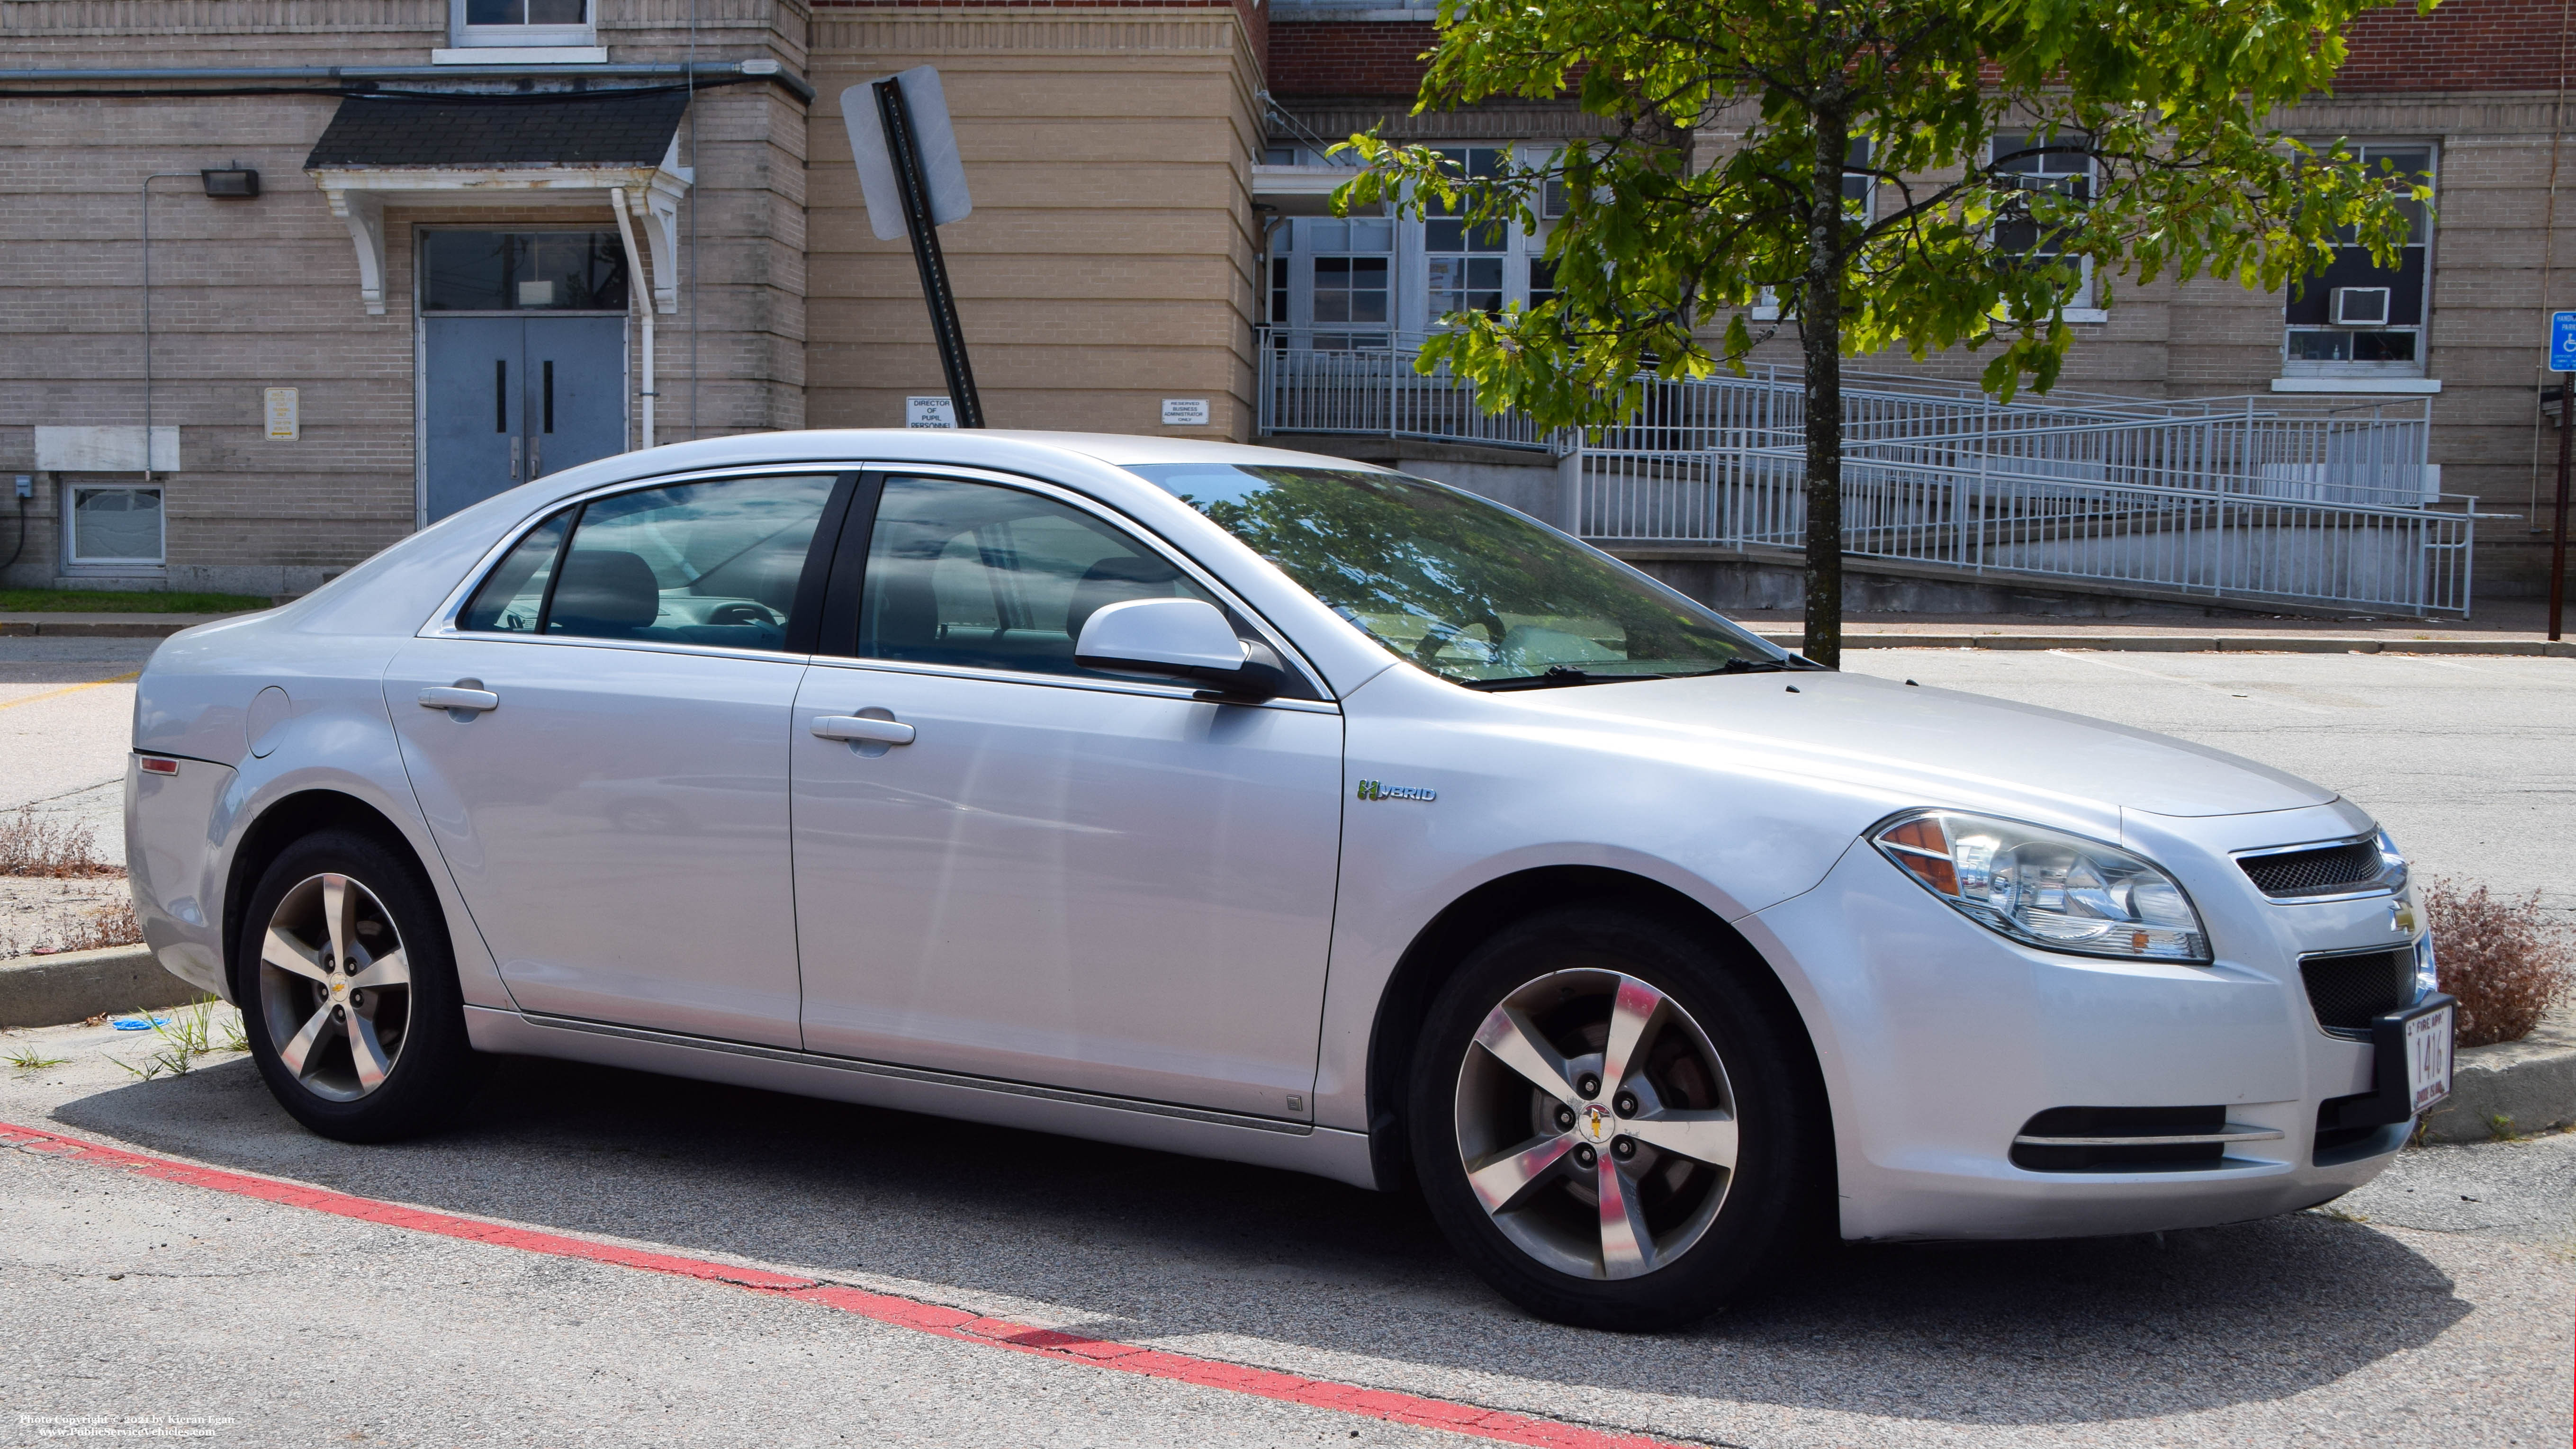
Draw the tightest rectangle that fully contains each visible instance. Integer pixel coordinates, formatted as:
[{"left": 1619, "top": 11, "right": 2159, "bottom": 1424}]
[{"left": 1336, "top": 0, "right": 2434, "bottom": 665}]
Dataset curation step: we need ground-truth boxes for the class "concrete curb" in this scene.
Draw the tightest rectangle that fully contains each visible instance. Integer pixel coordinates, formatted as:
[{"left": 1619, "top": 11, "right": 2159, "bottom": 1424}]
[
  {"left": 2417, "top": 1010, "right": 2576, "bottom": 1144},
  {"left": 0, "top": 944, "right": 201, "bottom": 1029},
  {"left": 0, "top": 616, "right": 235, "bottom": 639},
  {"left": 1754, "top": 632, "right": 2576, "bottom": 657}
]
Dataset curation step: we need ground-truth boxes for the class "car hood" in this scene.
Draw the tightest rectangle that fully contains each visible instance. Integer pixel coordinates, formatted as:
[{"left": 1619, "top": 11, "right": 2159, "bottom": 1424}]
[{"left": 1501, "top": 667, "right": 2335, "bottom": 820}]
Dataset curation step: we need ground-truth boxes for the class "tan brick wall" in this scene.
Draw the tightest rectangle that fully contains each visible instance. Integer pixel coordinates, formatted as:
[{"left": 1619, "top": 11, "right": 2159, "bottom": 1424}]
[
  {"left": 806, "top": 9, "right": 1266, "bottom": 439},
  {"left": 0, "top": 0, "right": 811, "bottom": 591}
]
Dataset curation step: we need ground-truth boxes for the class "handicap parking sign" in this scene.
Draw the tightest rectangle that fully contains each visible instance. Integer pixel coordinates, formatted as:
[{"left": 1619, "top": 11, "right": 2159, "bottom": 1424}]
[{"left": 2554, "top": 310, "right": 2576, "bottom": 373}]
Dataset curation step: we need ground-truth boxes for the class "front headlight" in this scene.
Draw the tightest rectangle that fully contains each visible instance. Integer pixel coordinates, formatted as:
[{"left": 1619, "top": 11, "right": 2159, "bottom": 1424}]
[{"left": 1870, "top": 810, "right": 2212, "bottom": 963}]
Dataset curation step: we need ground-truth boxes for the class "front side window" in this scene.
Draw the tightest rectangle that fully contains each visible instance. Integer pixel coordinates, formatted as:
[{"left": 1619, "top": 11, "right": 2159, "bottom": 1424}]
[
  {"left": 66, "top": 486, "right": 164, "bottom": 567},
  {"left": 857, "top": 477, "right": 1225, "bottom": 679},
  {"left": 458, "top": 474, "right": 835, "bottom": 648},
  {"left": 1128, "top": 465, "right": 1784, "bottom": 687},
  {"left": 451, "top": 0, "right": 591, "bottom": 45},
  {"left": 2285, "top": 144, "right": 2434, "bottom": 373}
]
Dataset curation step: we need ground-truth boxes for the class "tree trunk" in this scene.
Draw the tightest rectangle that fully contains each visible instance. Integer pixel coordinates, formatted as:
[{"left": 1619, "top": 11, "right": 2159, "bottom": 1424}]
[{"left": 1799, "top": 100, "right": 1849, "bottom": 668}]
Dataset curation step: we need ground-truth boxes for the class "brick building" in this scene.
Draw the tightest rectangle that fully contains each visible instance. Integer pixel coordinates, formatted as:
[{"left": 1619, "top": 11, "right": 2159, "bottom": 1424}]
[{"left": 0, "top": 0, "right": 2566, "bottom": 605}]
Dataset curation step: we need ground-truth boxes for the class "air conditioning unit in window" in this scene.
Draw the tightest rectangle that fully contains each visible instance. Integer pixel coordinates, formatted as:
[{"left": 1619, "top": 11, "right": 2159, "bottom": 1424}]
[{"left": 2331, "top": 287, "right": 2392, "bottom": 326}]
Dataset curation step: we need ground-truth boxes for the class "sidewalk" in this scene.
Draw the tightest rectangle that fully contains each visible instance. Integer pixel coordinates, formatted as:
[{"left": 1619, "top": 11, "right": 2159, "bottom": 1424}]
[{"left": 1733, "top": 598, "right": 2576, "bottom": 655}]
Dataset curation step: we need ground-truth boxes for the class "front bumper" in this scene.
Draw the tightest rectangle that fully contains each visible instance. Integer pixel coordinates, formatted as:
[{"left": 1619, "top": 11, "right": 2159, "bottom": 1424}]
[{"left": 1747, "top": 811, "right": 2422, "bottom": 1242}]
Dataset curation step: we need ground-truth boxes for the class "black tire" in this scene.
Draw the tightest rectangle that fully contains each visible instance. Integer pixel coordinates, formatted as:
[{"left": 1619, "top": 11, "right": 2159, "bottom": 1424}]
[
  {"left": 1408, "top": 906, "right": 1824, "bottom": 1330},
  {"left": 233, "top": 828, "right": 481, "bottom": 1142}
]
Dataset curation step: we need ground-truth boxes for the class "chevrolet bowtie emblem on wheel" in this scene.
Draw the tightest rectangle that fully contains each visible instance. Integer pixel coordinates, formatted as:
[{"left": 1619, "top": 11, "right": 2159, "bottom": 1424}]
[
  {"left": 1355, "top": 779, "right": 1436, "bottom": 803},
  {"left": 1580, "top": 1103, "right": 1615, "bottom": 1143}
]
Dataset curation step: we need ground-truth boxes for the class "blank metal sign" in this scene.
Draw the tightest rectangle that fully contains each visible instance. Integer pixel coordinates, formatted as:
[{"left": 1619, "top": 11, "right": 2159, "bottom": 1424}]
[{"left": 840, "top": 66, "right": 971, "bottom": 242}]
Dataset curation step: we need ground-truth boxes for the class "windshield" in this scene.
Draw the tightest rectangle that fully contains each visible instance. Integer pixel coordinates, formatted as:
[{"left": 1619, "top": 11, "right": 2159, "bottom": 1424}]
[{"left": 1126, "top": 464, "right": 1789, "bottom": 687}]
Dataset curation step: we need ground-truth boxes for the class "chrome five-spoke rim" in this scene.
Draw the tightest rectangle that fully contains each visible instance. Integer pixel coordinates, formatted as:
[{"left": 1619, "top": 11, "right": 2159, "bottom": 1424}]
[
  {"left": 1455, "top": 969, "right": 1738, "bottom": 1280},
  {"left": 257, "top": 873, "right": 411, "bottom": 1102}
]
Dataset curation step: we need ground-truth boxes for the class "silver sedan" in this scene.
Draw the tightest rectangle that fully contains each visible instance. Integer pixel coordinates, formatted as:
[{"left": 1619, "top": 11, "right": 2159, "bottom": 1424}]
[{"left": 124, "top": 431, "right": 2453, "bottom": 1329}]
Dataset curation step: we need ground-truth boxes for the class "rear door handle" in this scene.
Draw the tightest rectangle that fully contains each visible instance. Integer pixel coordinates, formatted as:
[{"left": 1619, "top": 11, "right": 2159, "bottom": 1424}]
[
  {"left": 811, "top": 714, "right": 915, "bottom": 746},
  {"left": 419, "top": 686, "right": 500, "bottom": 713}
]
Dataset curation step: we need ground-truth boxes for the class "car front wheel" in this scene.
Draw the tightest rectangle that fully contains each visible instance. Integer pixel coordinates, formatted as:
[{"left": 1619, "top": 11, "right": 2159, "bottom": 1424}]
[
  {"left": 235, "top": 828, "right": 479, "bottom": 1142},
  {"left": 1410, "top": 907, "right": 1823, "bottom": 1330}
]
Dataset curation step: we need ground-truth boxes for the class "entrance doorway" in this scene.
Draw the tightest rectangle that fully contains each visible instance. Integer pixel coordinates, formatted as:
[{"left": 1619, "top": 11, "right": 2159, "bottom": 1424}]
[{"left": 418, "top": 229, "right": 631, "bottom": 522}]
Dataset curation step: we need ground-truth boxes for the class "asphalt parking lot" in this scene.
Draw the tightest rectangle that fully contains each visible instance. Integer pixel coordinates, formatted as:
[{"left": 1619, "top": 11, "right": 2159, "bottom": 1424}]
[{"left": 2, "top": 639, "right": 2571, "bottom": 1447}]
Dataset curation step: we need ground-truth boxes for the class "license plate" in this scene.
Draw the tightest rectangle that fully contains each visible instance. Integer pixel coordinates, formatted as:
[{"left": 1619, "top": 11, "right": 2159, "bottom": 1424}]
[{"left": 2402, "top": 1003, "right": 2454, "bottom": 1115}]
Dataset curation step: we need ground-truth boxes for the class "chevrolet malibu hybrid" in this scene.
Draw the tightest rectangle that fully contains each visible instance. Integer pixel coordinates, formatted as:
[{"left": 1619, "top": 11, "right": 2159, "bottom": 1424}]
[{"left": 124, "top": 432, "right": 2455, "bottom": 1329}]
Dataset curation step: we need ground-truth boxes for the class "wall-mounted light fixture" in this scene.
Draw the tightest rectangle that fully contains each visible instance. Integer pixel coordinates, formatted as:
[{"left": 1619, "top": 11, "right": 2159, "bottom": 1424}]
[{"left": 200, "top": 167, "right": 260, "bottom": 198}]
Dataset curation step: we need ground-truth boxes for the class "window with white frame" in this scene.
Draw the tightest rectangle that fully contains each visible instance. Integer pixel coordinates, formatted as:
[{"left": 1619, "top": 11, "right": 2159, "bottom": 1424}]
[
  {"left": 450, "top": 0, "right": 593, "bottom": 48},
  {"left": 65, "top": 485, "right": 165, "bottom": 568},
  {"left": 2284, "top": 144, "right": 2433, "bottom": 374},
  {"left": 1989, "top": 129, "right": 2096, "bottom": 308},
  {"left": 1425, "top": 146, "right": 1510, "bottom": 324},
  {"left": 1265, "top": 141, "right": 1567, "bottom": 347},
  {"left": 1749, "top": 140, "right": 1875, "bottom": 319}
]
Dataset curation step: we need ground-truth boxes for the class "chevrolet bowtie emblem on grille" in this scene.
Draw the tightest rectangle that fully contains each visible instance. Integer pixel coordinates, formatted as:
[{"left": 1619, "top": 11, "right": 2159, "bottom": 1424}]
[{"left": 1355, "top": 779, "right": 1436, "bottom": 803}]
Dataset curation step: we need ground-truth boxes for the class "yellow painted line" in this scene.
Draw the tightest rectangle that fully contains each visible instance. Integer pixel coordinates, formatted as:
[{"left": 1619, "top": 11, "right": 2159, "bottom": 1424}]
[{"left": 0, "top": 672, "right": 140, "bottom": 711}]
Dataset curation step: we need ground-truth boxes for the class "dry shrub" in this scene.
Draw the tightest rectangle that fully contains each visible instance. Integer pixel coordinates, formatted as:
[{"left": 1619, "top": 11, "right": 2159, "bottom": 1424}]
[
  {"left": 2423, "top": 878, "right": 2575, "bottom": 1048},
  {"left": 0, "top": 806, "right": 119, "bottom": 878},
  {"left": 52, "top": 899, "right": 142, "bottom": 954}
]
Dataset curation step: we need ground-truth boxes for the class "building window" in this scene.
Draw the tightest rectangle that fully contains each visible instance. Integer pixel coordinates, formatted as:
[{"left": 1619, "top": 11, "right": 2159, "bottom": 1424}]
[
  {"left": 1277, "top": 217, "right": 1394, "bottom": 349},
  {"left": 1425, "top": 147, "right": 1508, "bottom": 324},
  {"left": 421, "top": 231, "right": 629, "bottom": 312},
  {"left": 1990, "top": 130, "right": 2095, "bottom": 308},
  {"left": 66, "top": 486, "right": 164, "bottom": 567},
  {"left": 2284, "top": 144, "right": 2433, "bottom": 374},
  {"left": 450, "top": 0, "right": 593, "bottom": 48}
]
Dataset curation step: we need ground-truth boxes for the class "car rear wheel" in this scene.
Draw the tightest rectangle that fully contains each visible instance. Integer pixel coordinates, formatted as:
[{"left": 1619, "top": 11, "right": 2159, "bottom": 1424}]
[
  {"left": 236, "top": 829, "right": 479, "bottom": 1142},
  {"left": 1410, "top": 907, "right": 1822, "bottom": 1330}
]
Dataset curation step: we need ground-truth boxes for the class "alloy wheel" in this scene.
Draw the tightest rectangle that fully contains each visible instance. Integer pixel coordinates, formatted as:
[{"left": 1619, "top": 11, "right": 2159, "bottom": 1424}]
[
  {"left": 255, "top": 872, "right": 413, "bottom": 1102},
  {"left": 1453, "top": 969, "right": 1739, "bottom": 1279}
]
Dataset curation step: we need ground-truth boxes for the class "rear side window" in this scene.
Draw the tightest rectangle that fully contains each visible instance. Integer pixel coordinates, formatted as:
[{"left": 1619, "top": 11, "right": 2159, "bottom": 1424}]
[{"left": 458, "top": 473, "right": 837, "bottom": 649}]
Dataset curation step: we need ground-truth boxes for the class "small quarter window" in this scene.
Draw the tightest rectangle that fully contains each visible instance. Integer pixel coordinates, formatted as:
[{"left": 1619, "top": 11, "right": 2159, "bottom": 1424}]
[{"left": 460, "top": 511, "right": 569, "bottom": 633}]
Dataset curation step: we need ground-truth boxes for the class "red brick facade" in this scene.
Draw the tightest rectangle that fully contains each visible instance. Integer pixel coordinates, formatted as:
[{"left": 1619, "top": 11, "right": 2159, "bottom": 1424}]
[
  {"left": 1266, "top": 20, "right": 1434, "bottom": 97},
  {"left": 1266, "top": 0, "right": 2570, "bottom": 100},
  {"left": 2337, "top": 0, "right": 2572, "bottom": 91}
]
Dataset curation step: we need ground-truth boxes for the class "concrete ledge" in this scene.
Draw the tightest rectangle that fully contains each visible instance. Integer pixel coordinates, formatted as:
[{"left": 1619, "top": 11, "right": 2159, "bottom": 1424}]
[
  {"left": 2418, "top": 1009, "right": 2576, "bottom": 1144},
  {"left": 0, "top": 944, "right": 203, "bottom": 1029},
  {"left": 1752, "top": 632, "right": 2576, "bottom": 657},
  {"left": 0, "top": 613, "right": 240, "bottom": 639}
]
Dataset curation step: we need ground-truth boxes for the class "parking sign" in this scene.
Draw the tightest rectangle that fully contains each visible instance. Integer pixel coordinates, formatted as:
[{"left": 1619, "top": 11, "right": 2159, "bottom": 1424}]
[{"left": 2554, "top": 310, "right": 2576, "bottom": 372}]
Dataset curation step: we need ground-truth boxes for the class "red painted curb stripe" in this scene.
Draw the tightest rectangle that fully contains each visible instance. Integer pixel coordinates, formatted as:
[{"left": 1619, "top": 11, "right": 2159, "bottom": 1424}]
[{"left": 1, "top": 1120, "right": 1680, "bottom": 1449}]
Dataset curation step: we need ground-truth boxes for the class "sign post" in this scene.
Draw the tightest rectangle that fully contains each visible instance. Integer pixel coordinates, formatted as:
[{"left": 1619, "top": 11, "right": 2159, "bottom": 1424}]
[
  {"left": 2551, "top": 311, "right": 2576, "bottom": 641},
  {"left": 844, "top": 68, "right": 983, "bottom": 428}
]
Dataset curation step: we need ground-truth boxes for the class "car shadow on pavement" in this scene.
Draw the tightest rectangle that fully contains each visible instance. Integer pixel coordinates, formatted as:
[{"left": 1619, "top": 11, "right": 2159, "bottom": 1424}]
[{"left": 48, "top": 1053, "right": 2470, "bottom": 1428}]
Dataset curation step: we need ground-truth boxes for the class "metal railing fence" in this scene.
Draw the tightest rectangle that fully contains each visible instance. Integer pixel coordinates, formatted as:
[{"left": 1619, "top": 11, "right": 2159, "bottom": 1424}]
[
  {"left": 1257, "top": 329, "right": 2436, "bottom": 507},
  {"left": 1574, "top": 441, "right": 2476, "bottom": 616},
  {"left": 1256, "top": 329, "right": 2469, "bottom": 615}
]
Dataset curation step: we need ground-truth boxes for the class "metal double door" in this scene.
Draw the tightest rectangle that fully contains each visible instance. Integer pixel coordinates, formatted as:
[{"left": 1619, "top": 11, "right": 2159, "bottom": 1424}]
[{"left": 422, "top": 315, "right": 626, "bottom": 522}]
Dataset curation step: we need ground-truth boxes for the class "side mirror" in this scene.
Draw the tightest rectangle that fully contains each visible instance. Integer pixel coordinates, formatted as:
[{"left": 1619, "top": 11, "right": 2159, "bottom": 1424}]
[{"left": 1075, "top": 597, "right": 1281, "bottom": 699}]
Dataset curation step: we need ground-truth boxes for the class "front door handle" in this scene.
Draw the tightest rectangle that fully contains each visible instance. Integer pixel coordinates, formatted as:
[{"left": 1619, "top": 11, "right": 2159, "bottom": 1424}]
[
  {"left": 811, "top": 714, "right": 915, "bottom": 746},
  {"left": 419, "top": 685, "right": 500, "bottom": 713}
]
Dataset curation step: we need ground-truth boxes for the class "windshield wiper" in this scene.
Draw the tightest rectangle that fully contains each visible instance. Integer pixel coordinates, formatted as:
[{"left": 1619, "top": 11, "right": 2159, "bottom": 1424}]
[{"left": 1463, "top": 666, "right": 1674, "bottom": 692}]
